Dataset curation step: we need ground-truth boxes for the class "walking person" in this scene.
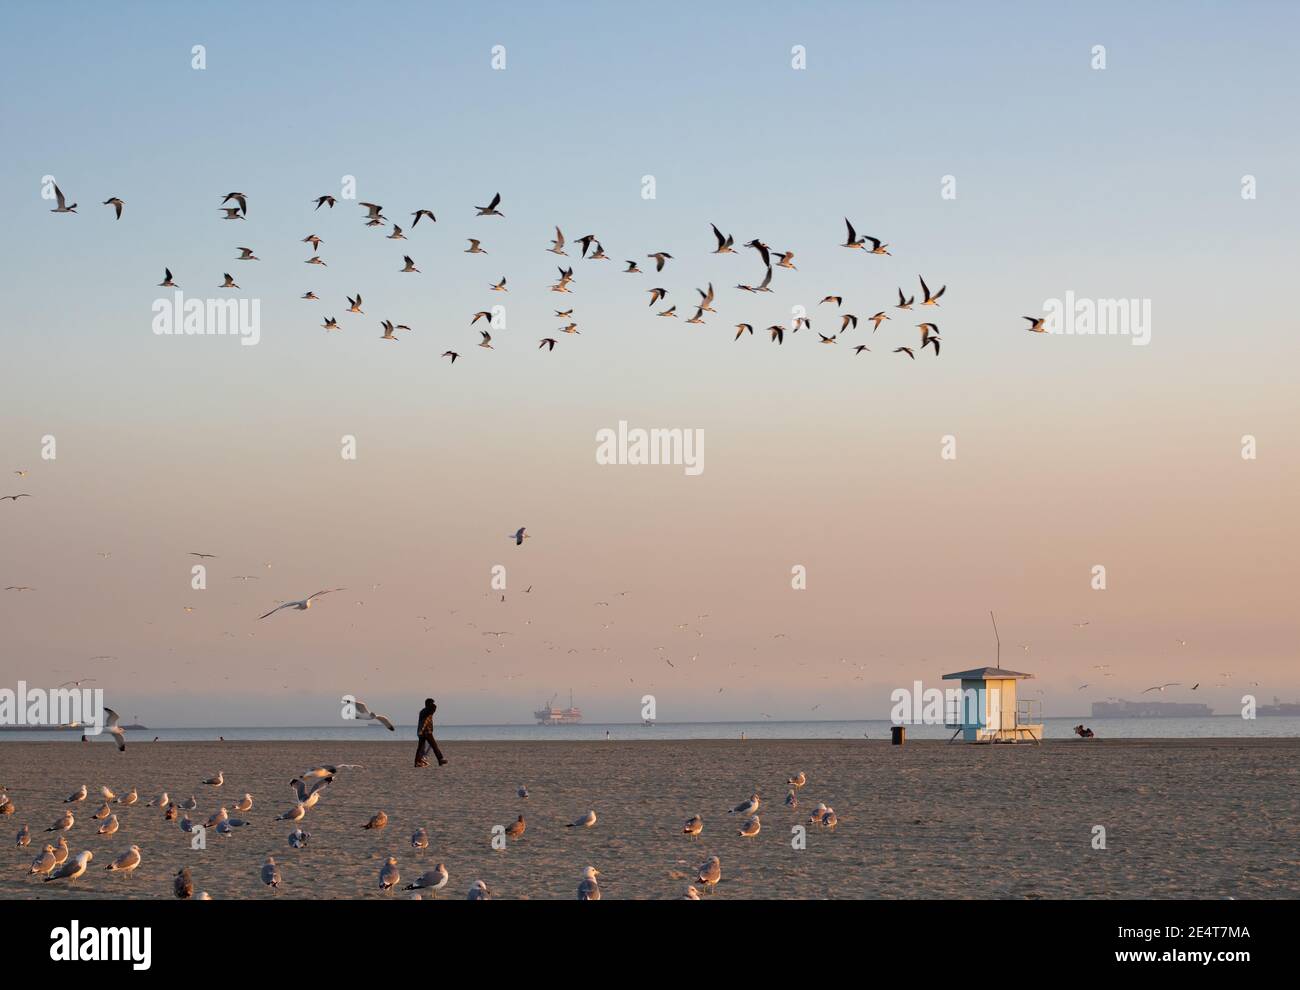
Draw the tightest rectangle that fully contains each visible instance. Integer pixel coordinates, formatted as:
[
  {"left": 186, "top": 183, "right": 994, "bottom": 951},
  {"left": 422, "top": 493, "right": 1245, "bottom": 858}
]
[{"left": 414, "top": 698, "right": 448, "bottom": 768}]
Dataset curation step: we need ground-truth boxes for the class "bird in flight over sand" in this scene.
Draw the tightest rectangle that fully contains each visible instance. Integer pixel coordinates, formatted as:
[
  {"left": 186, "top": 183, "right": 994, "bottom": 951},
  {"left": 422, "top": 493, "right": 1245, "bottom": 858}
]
[
  {"left": 221, "top": 192, "right": 247, "bottom": 215},
  {"left": 509, "top": 527, "right": 529, "bottom": 546},
  {"left": 102, "top": 197, "right": 124, "bottom": 219},
  {"left": 313, "top": 195, "right": 336, "bottom": 210},
  {"left": 539, "top": 337, "right": 557, "bottom": 351},
  {"left": 465, "top": 238, "right": 487, "bottom": 254},
  {"left": 648, "top": 252, "right": 673, "bottom": 272},
  {"left": 258, "top": 589, "right": 345, "bottom": 620},
  {"left": 894, "top": 346, "right": 915, "bottom": 359},
  {"left": 1142, "top": 683, "right": 1181, "bottom": 693},
  {"left": 711, "top": 223, "right": 735, "bottom": 254},
  {"left": 842, "top": 218, "right": 865, "bottom": 249},
  {"left": 351, "top": 699, "right": 395, "bottom": 731},
  {"left": 411, "top": 208, "right": 436, "bottom": 226},
  {"left": 548, "top": 227, "right": 567, "bottom": 255},
  {"left": 1024, "top": 316, "right": 1048, "bottom": 333},
  {"left": 442, "top": 351, "right": 459, "bottom": 364}
]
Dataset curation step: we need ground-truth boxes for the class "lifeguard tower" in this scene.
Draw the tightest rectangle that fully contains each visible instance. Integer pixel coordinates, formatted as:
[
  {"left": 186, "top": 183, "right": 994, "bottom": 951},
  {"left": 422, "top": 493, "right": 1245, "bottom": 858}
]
[{"left": 942, "top": 667, "right": 1043, "bottom": 743}]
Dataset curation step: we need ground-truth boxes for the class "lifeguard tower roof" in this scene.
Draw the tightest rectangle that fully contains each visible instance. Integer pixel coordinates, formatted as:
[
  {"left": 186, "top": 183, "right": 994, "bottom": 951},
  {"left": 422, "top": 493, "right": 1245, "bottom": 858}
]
[{"left": 942, "top": 667, "right": 1034, "bottom": 680}]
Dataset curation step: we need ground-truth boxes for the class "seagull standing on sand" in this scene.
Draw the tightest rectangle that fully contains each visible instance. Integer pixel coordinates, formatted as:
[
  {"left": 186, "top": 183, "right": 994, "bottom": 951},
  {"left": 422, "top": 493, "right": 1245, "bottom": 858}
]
[
  {"left": 107, "top": 845, "right": 141, "bottom": 874},
  {"left": 468, "top": 880, "right": 491, "bottom": 900},
  {"left": 47, "top": 811, "right": 74, "bottom": 832},
  {"left": 202, "top": 770, "right": 224, "bottom": 787},
  {"left": 577, "top": 866, "right": 601, "bottom": 900},
  {"left": 380, "top": 857, "right": 401, "bottom": 892},
  {"left": 697, "top": 856, "right": 721, "bottom": 892},
  {"left": 261, "top": 856, "right": 281, "bottom": 888},
  {"left": 738, "top": 815, "right": 761, "bottom": 837},
  {"left": 405, "top": 863, "right": 449, "bottom": 894},
  {"left": 45, "top": 850, "right": 92, "bottom": 882},
  {"left": 567, "top": 810, "right": 597, "bottom": 829},
  {"left": 29, "top": 845, "right": 56, "bottom": 876},
  {"left": 682, "top": 814, "right": 703, "bottom": 836},
  {"left": 728, "top": 793, "right": 760, "bottom": 816},
  {"left": 65, "top": 785, "right": 87, "bottom": 803}
]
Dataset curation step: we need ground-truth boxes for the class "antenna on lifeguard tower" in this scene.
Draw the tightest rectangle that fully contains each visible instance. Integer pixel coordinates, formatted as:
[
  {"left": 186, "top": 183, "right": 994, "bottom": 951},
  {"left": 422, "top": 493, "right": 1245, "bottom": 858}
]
[{"left": 989, "top": 610, "right": 1001, "bottom": 667}]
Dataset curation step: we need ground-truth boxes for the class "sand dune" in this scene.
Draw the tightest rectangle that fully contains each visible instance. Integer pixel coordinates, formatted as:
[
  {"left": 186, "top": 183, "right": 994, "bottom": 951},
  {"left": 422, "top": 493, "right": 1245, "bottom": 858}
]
[{"left": 1, "top": 738, "right": 1296, "bottom": 899}]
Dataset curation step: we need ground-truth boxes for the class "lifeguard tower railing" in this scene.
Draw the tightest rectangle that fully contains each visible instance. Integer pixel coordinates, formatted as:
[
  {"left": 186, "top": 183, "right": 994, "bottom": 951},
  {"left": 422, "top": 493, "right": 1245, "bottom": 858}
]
[{"left": 944, "top": 697, "right": 1043, "bottom": 739}]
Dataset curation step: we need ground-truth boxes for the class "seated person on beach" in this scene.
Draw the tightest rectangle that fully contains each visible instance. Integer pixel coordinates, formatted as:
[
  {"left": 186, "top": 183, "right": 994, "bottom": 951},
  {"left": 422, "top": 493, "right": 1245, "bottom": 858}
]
[
  {"left": 1073, "top": 724, "right": 1095, "bottom": 738},
  {"left": 415, "top": 698, "right": 448, "bottom": 768}
]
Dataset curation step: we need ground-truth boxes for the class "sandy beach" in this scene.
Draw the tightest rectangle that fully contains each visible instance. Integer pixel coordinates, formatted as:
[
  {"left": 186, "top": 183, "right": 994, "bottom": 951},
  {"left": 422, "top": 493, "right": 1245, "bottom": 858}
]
[{"left": 2, "top": 738, "right": 1297, "bottom": 900}]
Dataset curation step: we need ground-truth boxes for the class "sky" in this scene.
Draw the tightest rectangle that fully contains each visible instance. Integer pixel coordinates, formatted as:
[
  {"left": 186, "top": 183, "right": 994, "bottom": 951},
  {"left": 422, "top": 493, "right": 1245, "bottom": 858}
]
[{"left": 1, "top": 1, "right": 1298, "bottom": 727}]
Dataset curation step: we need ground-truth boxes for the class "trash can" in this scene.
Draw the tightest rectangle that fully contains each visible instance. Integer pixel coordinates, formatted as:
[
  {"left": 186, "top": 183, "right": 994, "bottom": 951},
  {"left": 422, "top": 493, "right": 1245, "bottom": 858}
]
[{"left": 891, "top": 726, "right": 906, "bottom": 745}]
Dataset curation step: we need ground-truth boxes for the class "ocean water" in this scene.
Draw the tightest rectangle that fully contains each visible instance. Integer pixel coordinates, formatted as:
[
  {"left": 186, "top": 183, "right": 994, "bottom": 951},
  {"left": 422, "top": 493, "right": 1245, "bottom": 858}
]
[{"left": 2, "top": 716, "right": 1298, "bottom": 743}]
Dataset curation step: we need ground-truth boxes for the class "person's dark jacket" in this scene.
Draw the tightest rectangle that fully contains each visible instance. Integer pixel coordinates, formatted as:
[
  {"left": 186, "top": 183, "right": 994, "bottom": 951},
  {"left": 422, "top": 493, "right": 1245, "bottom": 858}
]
[{"left": 418, "top": 702, "right": 437, "bottom": 737}]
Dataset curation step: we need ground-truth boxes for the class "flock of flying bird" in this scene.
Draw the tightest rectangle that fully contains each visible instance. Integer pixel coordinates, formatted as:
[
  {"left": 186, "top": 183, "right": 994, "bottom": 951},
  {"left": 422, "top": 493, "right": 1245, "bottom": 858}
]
[
  {"left": 5, "top": 760, "right": 835, "bottom": 899},
  {"left": 42, "top": 180, "right": 1057, "bottom": 361}
]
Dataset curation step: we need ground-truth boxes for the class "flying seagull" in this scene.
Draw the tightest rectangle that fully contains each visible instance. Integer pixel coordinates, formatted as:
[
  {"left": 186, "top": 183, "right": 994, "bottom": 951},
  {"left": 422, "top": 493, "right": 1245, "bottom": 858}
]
[
  {"left": 102, "top": 197, "right": 124, "bottom": 219},
  {"left": 475, "top": 192, "right": 503, "bottom": 217},
  {"left": 158, "top": 267, "right": 179, "bottom": 287},
  {"left": 711, "top": 223, "right": 735, "bottom": 254},
  {"left": 50, "top": 184, "right": 77, "bottom": 214},
  {"left": 257, "top": 589, "right": 345, "bottom": 620},
  {"left": 919, "top": 275, "right": 945, "bottom": 306},
  {"left": 351, "top": 699, "right": 395, "bottom": 731},
  {"left": 510, "top": 527, "right": 529, "bottom": 546}
]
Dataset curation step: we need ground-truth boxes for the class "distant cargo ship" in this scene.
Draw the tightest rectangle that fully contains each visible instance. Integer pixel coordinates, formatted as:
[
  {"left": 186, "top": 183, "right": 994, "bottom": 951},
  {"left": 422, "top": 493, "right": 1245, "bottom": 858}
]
[
  {"left": 1092, "top": 700, "right": 1213, "bottom": 718},
  {"left": 535, "top": 691, "right": 582, "bottom": 725},
  {"left": 1259, "top": 698, "right": 1300, "bottom": 716}
]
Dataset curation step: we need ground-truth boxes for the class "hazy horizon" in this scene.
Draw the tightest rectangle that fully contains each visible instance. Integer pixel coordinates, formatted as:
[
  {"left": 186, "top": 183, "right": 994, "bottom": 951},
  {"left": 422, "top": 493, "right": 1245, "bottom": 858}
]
[{"left": 3, "top": 2, "right": 1298, "bottom": 730}]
